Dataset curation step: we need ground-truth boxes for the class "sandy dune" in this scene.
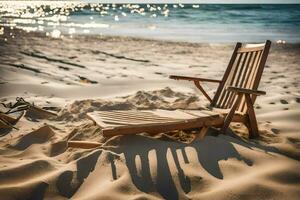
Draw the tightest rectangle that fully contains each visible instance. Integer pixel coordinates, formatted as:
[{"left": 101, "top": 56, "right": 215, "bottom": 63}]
[{"left": 0, "top": 30, "right": 300, "bottom": 199}]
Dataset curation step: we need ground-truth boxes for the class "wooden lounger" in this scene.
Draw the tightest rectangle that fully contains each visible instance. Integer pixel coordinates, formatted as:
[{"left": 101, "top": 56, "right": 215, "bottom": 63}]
[
  {"left": 87, "top": 110, "right": 224, "bottom": 137},
  {"left": 86, "top": 40, "right": 271, "bottom": 139}
]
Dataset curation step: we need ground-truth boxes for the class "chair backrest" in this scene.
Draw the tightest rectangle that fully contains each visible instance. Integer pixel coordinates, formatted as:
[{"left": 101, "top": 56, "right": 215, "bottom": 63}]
[{"left": 211, "top": 40, "right": 271, "bottom": 113}]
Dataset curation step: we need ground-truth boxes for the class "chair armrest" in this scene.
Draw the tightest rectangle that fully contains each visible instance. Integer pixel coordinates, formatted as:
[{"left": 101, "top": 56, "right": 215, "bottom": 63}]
[
  {"left": 227, "top": 86, "right": 266, "bottom": 96},
  {"left": 169, "top": 75, "right": 221, "bottom": 83}
]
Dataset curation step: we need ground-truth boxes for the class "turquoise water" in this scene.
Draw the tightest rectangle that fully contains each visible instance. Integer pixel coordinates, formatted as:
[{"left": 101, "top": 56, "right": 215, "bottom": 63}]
[{"left": 0, "top": 2, "right": 299, "bottom": 42}]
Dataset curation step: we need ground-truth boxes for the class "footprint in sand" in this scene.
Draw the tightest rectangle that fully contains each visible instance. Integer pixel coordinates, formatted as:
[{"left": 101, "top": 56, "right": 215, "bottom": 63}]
[
  {"left": 78, "top": 76, "right": 98, "bottom": 84},
  {"left": 287, "top": 137, "right": 300, "bottom": 145},
  {"left": 280, "top": 99, "right": 288, "bottom": 104},
  {"left": 189, "top": 65, "right": 207, "bottom": 68},
  {"left": 270, "top": 75, "right": 285, "bottom": 80},
  {"left": 296, "top": 97, "right": 300, "bottom": 103},
  {"left": 271, "top": 128, "right": 280, "bottom": 134},
  {"left": 58, "top": 66, "right": 70, "bottom": 71}
]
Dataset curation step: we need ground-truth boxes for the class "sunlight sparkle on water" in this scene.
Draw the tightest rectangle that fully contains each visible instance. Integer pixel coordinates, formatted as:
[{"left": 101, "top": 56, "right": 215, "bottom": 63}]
[
  {"left": 51, "top": 29, "right": 61, "bottom": 38},
  {"left": 0, "top": 1, "right": 197, "bottom": 41}
]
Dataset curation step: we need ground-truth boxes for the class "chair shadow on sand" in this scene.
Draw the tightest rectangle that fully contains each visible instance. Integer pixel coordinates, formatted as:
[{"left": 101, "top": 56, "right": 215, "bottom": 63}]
[
  {"left": 56, "top": 149, "right": 103, "bottom": 198},
  {"left": 109, "top": 129, "right": 280, "bottom": 200},
  {"left": 51, "top": 128, "right": 279, "bottom": 200},
  {"left": 2, "top": 125, "right": 278, "bottom": 199}
]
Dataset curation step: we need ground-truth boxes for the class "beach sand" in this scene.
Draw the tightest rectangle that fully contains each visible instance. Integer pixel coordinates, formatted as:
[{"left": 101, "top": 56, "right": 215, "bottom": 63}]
[{"left": 0, "top": 30, "right": 300, "bottom": 199}]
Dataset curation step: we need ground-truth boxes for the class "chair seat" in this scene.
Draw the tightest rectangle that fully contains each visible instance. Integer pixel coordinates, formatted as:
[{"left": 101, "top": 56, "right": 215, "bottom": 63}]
[{"left": 87, "top": 109, "right": 222, "bottom": 136}]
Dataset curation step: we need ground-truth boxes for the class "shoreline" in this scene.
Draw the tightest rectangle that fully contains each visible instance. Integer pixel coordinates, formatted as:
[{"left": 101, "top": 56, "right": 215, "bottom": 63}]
[{"left": 2, "top": 28, "right": 300, "bottom": 45}]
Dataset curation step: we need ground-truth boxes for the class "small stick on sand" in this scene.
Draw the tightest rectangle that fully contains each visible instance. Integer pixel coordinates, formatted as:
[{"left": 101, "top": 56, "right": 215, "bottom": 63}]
[{"left": 68, "top": 141, "right": 102, "bottom": 149}]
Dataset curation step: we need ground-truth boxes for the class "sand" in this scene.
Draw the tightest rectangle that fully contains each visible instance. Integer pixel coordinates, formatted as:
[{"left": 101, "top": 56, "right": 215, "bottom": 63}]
[{"left": 0, "top": 30, "right": 300, "bottom": 200}]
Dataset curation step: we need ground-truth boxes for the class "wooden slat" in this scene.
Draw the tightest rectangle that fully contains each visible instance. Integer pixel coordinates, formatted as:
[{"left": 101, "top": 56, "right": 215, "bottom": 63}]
[
  {"left": 216, "top": 53, "right": 242, "bottom": 107},
  {"left": 243, "top": 43, "right": 266, "bottom": 48},
  {"left": 100, "top": 110, "right": 205, "bottom": 119},
  {"left": 248, "top": 40, "right": 271, "bottom": 111},
  {"left": 87, "top": 110, "right": 221, "bottom": 136},
  {"left": 239, "top": 52, "right": 254, "bottom": 88},
  {"left": 88, "top": 112, "right": 183, "bottom": 128},
  {"left": 211, "top": 42, "right": 242, "bottom": 107},
  {"left": 101, "top": 115, "right": 223, "bottom": 136},
  {"left": 252, "top": 40, "right": 271, "bottom": 91},
  {"left": 231, "top": 51, "right": 254, "bottom": 110},
  {"left": 241, "top": 50, "right": 263, "bottom": 113},
  {"left": 219, "top": 52, "right": 244, "bottom": 108},
  {"left": 99, "top": 110, "right": 161, "bottom": 117},
  {"left": 253, "top": 40, "right": 271, "bottom": 90},
  {"left": 238, "top": 52, "right": 256, "bottom": 112},
  {"left": 224, "top": 52, "right": 250, "bottom": 109},
  {"left": 237, "top": 47, "right": 264, "bottom": 53},
  {"left": 169, "top": 75, "right": 222, "bottom": 83},
  {"left": 239, "top": 51, "right": 259, "bottom": 112},
  {"left": 98, "top": 110, "right": 209, "bottom": 120},
  {"left": 98, "top": 112, "right": 181, "bottom": 121},
  {"left": 100, "top": 116, "right": 180, "bottom": 125},
  {"left": 236, "top": 52, "right": 254, "bottom": 111},
  {"left": 248, "top": 51, "right": 262, "bottom": 89},
  {"left": 100, "top": 115, "right": 178, "bottom": 123}
]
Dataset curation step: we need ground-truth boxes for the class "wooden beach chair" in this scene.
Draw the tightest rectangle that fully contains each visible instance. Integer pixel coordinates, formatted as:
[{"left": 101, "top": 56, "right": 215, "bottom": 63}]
[
  {"left": 0, "top": 97, "right": 57, "bottom": 129},
  {"left": 87, "top": 40, "right": 271, "bottom": 139}
]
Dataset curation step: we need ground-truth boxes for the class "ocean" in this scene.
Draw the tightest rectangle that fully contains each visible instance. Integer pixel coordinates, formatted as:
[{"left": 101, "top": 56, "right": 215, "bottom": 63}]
[{"left": 0, "top": 1, "right": 299, "bottom": 43}]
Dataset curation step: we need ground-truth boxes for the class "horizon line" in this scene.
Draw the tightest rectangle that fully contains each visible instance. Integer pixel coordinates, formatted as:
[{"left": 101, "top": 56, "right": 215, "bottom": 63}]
[{"left": 0, "top": 0, "right": 299, "bottom": 4}]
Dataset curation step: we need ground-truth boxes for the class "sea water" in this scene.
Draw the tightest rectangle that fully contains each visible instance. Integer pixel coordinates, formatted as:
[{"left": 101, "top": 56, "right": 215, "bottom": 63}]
[{"left": 0, "top": 1, "right": 299, "bottom": 43}]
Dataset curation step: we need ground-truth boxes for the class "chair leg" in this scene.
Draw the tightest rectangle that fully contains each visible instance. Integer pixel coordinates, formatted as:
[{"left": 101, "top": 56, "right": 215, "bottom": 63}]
[
  {"left": 194, "top": 80, "right": 212, "bottom": 103},
  {"left": 220, "top": 94, "right": 243, "bottom": 134},
  {"left": 190, "top": 126, "right": 208, "bottom": 143},
  {"left": 244, "top": 94, "right": 259, "bottom": 138},
  {"left": 198, "top": 126, "right": 208, "bottom": 139}
]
